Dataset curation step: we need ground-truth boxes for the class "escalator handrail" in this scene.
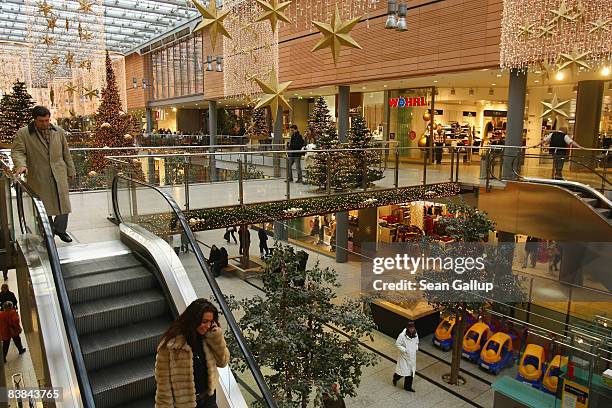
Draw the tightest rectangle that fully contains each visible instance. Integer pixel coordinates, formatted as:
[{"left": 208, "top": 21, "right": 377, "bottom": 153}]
[
  {"left": 0, "top": 163, "right": 96, "bottom": 408},
  {"left": 519, "top": 177, "right": 612, "bottom": 210},
  {"left": 111, "top": 175, "right": 278, "bottom": 408},
  {"left": 512, "top": 153, "right": 612, "bottom": 188}
]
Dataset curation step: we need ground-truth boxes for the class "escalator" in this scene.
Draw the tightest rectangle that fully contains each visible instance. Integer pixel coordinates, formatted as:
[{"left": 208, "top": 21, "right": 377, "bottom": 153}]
[
  {"left": 479, "top": 152, "right": 612, "bottom": 241},
  {"left": 1, "top": 159, "right": 277, "bottom": 408},
  {"left": 63, "top": 251, "right": 173, "bottom": 408}
]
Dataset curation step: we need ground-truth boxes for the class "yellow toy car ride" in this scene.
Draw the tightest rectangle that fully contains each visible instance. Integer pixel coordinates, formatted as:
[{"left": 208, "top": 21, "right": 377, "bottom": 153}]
[
  {"left": 432, "top": 316, "right": 455, "bottom": 351},
  {"left": 478, "top": 332, "right": 514, "bottom": 375},
  {"left": 541, "top": 355, "right": 569, "bottom": 394},
  {"left": 516, "top": 344, "right": 546, "bottom": 387},
  {"left": 462, "top": 322, "right": 492, "bottom": 362}
]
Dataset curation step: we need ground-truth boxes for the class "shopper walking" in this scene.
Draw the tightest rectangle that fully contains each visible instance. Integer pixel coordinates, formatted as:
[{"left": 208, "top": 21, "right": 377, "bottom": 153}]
[
  {"left": 155, "top": 299, "right": 229, "bottom": 408},
  {"left": 287, "top": 125, "right": 305, "bottom": 183},
  {"left": 0, "top": 284, "right": 18, "bottom": 310},
  {"left": 208, "top": 245, "right": 221, "bottom": 277},
  {"left": 12, "top": 106, "right": 76, "bottom": 242},
  {"left": 0, "top": 301, "right": 26, "bottom": 363},
  {"left": 258, "top": 228, "right": 270, "bottom": 258},
  {"left": 522, "top": 236, "right": 538, "bottom": 268},
  {"left": 531, "top": 127, "right": 583, "bottom": 180},
  {"left": 224, "top": 226, "right": 237, "bottom": 244},
  {"left": 393, "top": 321, "right": 418, "bottom": 392}
]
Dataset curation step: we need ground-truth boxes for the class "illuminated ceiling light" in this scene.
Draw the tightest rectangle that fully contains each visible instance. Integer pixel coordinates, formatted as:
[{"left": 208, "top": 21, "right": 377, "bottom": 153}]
[
  {"left": 534, "top": 80, "right": 540, "bottom": 83},
  {"left": 491, "top": 83, "right": 496, "bottom": 86},
  {"left": 496, "top": 74, "right": 502, "bottom": 77},
  {"left": 172, "top": 107, "right": 177, "bottom": 112},
  {"left": 383, "top": 84, "right": 388, "bottom": 88},
  {"left": 433, "top": 80, "right": 438, "bottom": 83},
  {"left": 555, "top": 71, "right": 565, "bottom": 81},
  {"left": 602, "top": 66, "right": 611, "bottom": 76}
]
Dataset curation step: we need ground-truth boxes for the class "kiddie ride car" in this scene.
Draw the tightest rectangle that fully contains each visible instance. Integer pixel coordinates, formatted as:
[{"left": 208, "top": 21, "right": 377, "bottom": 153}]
[
  {"left": 462, "top": 322, "right": 493, "bottom": 362},
  {"left": 516, "top": 344, "right": 546, "bottom": 388},
  {"left": 433, "top": 314, "right": 476, "bottom": 352},
  {"left": 478, "top": 332, "right": 515, "bottom": 375},
  {"left": 541, "top": 355, "right": 569, "bottom": 395}
]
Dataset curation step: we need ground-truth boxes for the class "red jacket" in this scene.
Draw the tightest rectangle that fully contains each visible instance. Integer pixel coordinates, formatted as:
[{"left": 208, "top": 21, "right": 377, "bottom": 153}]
[{"left": 0, "top": 310, "right": 22, "bottom": 340}]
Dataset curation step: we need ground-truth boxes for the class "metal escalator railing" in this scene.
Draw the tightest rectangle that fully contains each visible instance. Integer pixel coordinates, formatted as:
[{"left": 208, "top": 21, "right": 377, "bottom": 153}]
[
  {"left": 0, "top": 161, "right": 96, "bottom": 408},
  {"left": 111, "top": 174, "right": 278, "bottom": 408}
]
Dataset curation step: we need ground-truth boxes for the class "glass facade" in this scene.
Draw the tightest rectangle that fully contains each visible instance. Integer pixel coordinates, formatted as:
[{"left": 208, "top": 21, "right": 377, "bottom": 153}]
[{"left": 150, "top": 32, "right": 204, "bottom": 101}]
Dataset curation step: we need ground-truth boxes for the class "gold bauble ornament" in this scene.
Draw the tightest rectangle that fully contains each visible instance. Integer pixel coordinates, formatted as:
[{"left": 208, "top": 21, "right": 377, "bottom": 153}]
[
  {"left": 123, "top": 134, "right": 133, "bottom": 141},
  {"left": 192, "top": 0, "right": 231, "bottom": 51},
  {"left": 100, "top": 122, "right": 111, "bottom": 129},
  {"left": 422, "top": 111, "right": 431, "bottom": 122},
  {"left": 88, "top": 171, "right": 97, "bottom": 177},
  {"left": 311, "top": 5, "right": 362, "bottom": 64},
  {"left": 255, "top": 0, "right": 292, "bottom": 33},
  {"left": 418, "top": 135, "right": 428, "bottom": 148}
]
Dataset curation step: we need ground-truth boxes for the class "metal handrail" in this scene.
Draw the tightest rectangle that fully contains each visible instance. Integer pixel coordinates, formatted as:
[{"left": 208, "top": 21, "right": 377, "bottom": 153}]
[
  {"left": 111, "top": 175, "right": 278, "bottom": 408},
  {"left": 0, "top": 161, "right": 96, "bottom": 408},
  {"left": 511, "top": 153, "right": 611, "bottom": 187}
]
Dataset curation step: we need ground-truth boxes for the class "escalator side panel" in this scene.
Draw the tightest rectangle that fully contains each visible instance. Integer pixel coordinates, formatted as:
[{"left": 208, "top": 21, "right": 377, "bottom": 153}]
[{"left": 478, "top": 181, "right": 612, "bottom": 241}]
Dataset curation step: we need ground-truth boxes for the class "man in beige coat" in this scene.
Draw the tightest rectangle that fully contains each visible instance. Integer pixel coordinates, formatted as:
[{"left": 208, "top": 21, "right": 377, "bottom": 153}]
[{"left": 11, "top": 106, "right": 75, "bottom": 242}]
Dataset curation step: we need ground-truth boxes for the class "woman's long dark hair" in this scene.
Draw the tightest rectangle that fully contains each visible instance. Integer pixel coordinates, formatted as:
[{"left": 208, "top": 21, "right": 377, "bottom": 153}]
[{"left": 161, "top": 298, "right": 220, "bottom": 348}]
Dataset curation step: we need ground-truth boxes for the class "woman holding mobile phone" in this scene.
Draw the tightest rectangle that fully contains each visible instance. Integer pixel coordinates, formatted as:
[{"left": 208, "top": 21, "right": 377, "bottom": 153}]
[{"left": 155, "top": 299, "right": 229, "bottom": 408}]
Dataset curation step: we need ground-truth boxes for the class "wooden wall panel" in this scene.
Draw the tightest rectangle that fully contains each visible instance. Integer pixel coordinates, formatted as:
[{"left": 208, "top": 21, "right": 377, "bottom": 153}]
[{"left": 125, "top": 53, "right": 147, "bottom": 110}]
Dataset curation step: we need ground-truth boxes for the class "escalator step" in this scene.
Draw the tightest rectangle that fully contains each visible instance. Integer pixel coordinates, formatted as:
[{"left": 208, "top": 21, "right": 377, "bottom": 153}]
[
  {"left": 65, "top": 266, "right": 157, "bottom": 304},
  {"left": 89, "top": 355, "right": 156, "bottom": 408},
  {"left": 581, "top": 197, "right": 598, "bottom": 207},
  {"left": 73, "top": 290, "right": 167, "bottom": 335},
  {"left": 62, "top": 254, "right": 142, "bottom": 279},
  {"left": 81, "top": 317, "right": 171, "bottom": 371},
  {"left": 595, "top": 208, "right": 611, "bottom": 218}
]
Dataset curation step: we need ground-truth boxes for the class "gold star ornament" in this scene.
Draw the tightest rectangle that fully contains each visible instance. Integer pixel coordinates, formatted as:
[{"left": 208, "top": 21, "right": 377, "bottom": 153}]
[
  {"left": 37, "top": 1, "right": 53, "bottom": 18},
  {"left": 255, "top": 0, "right": 292, "bottom": 33},
  {"left": 65, "top": 83, "right": 77, "bottom": 95},
  {"left": 537, "top": 24, "right": 556, "bottom": 38},
  {"left": 312, "top": 6, "right": 362, "bottom": 64},
  {"left": 518, "top": 22, "right": 535, "bottom": 39},
  {"left": 558, "top": 47, "right": 591, "bottom": 71},
  {"left": 42, "top": 34, "right": 55, "bottom": 47},
  {"left": 78, "top": 0, "right": 95, "bottom": 13},
  {"left": 549, "top": 0, "right": 575, "bottom": 25},
  {"left": 253, "top": 68, "right": 292, "bottom": 122},
  {"left": 541, "top": 94, "right": 570, "bottom": 119},
  {"left": 47, "top": 15, "right": 58, "bottom": 31},
  {"left": 193, "top": 0, "right": 231, "bottom": 51},
  {"left": 83, "top": 87, "right": 98, "bottom": 101},
  {"left": 589, "top": 18, "right": 610, "bottom": 34},
  {"left": 65, "top": 51, "right": 75, "bottom": 67}
]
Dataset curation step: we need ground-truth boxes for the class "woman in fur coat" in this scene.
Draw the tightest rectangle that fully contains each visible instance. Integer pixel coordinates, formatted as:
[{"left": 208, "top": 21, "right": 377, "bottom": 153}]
[{"left": 155, "top": 299, "right": 230, "bottom": 408}]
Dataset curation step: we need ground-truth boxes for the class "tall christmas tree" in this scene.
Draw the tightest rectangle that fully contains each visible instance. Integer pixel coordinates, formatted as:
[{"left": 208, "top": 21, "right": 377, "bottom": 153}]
[
  {"left": 347, "top": 113, "right": 384, "bottom": 188},
  {"left": 226, "top": 244, "right": 378, "bottom": 407},
  {"left": 245, "top": 108, "right": 268, "bottom": 141},
  {"left": 304, "top": 97, "right": 351, "bottom": 190},
  {"left": 0, "top": 81, "right": 36, "bottom": 146},
  {"left": 88, "top": 51, "right": 142, "bottom": 174}
]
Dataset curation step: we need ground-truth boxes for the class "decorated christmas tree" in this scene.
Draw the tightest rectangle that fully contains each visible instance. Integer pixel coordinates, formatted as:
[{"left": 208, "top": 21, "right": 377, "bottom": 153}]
[
  {"left": 419, "top": 203, "right": 524, "bottom": 385},
  {"left": 245, "top": 108, "right": 268, "bottom": 141},
  {"left": 346, "top": 113, "right": 384, "bottom": 188},
  {"left": 304, "top": 97, "right": 351, "bottom": 190},
  {"left": 226, "top": 244, "right": 378, "bottom": 407},
  {"left": 87, "top": 51, "right": 142, "bottom": 175},
  {"left": 0, "top": 81, "right": 36, "bottom": 146}
]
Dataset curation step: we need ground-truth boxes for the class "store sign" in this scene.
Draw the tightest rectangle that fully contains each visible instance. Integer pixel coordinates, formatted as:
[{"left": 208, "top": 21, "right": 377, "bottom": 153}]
[
  {"left": 389, "top": 96, "right": 427, "bottom": 108},
  {"left": 463, "top": 111, "right": 477, "bottom": 117},
  {"left": 483, "top": 110, "right": 507, "bottom": 118}
]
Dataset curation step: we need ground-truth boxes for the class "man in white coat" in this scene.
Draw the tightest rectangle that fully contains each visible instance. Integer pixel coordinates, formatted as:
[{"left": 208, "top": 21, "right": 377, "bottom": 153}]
[{"left": 393, "top": 320, "right": 418, "bottom": 392}]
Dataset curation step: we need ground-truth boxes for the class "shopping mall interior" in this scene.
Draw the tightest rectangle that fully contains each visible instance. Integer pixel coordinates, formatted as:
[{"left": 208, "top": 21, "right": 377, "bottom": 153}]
[{"left": 0, "top": 1, "right": 610, "bottom": 407}]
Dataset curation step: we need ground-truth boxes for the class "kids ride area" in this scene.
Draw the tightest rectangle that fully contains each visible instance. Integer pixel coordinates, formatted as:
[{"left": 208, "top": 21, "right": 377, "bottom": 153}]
[{"left": 479, "top": 332, "right": 515, "bottom": 375}]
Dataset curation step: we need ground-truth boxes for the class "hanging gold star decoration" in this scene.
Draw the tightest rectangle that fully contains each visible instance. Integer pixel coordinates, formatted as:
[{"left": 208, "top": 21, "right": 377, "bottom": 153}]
[
  {"left": 80, "top": 31, "right": 93, "bottom": 41},
  {"left": 312, "top": 6, "right": 362, "bottom": 64},
  {"left": 47, "top": 15, "right": 58, "bottom": 32},
  {"left": 253, "top": 68, "right": 292, "bottom": 122},
  {"left": 45, "top": 64, "right": 56, "bottom": 76},
  {"left": 79, "top": 59, "right": 92, "bottom": 70},
  {"left": 65, "top": 83, "right": 77, "bottom": 96},
  {"left": 192, "top": 0, "right": 231, "bottom": 51},
  {"left": 517, "top": 22, "right": 535, "bottom": 39},
  {"left": 589, "top": 18, "right": 610, "bottom": 34},
  {"left": 78, "top": 0, "right": 95, "bottom": 13},
  {"left": 65, "top": 51, "right": 75, "bottom": 68},
  {"left": 255, "top": 0, "right": 292, "bottom": 33},
  {"left": 50, "top": 56, "right": 60, "bottom": 65},
  {"left": 537, "top": 24, "right": 556, "bottom": 38},
  {"left": 541, "top": 94, "right": 570, "bottom": 119},
  {"left": 558, "top": 47, "right": 591, "bottom": 72},
  {"left": 549, "top": 0, "right": 575, "bottom": 25},
  {"left": 42, "top": 34, "right": 55, "bottom": 47},
  {"left": 83, "top": 87, "right": 98, "bottom": 101},
  {"left": 37, "top": 1, "right": 53, "bottom": 18}
]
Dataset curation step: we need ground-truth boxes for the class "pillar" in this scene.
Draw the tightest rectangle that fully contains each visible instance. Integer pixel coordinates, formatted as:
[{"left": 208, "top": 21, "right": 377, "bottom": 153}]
[
  {"left": 273, "top": 106, "right": 283, "bottom": 178},
  {"left": 208, "top": 100, "right": 217, "bottom": 182},
  {"left": 335, "top": 85, "right": 350, "bottom": 263},
  {"left": 573, "top": 80, "right": 604, "bottom": 169},
  {"left": 503, "top": 69, "right": 528, "bottom": 180},
  {"left": 145, "top": 108, "right": 153, "bottom": 133}
]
